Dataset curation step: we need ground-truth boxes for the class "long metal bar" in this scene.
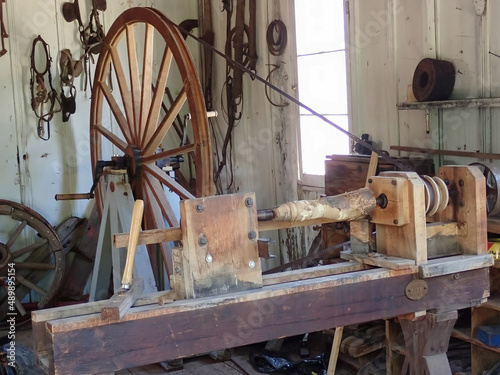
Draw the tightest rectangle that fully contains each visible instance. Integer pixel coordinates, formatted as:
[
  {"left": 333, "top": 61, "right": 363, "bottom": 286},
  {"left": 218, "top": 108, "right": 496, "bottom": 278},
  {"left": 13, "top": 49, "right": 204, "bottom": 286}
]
[{"left": 165, "top": 16, "right": 412, "bottom": 172}]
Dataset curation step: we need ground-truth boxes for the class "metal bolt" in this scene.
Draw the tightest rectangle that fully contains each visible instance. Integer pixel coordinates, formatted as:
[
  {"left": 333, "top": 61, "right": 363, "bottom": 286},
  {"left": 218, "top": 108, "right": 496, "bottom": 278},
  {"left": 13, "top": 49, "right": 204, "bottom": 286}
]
[
  {"left": 392, "top": 180, "right": 397, "bottom": 186},
  {"left": 206, "top": 254, "right": 213, "bottom": 263},
  {"left": 452, "top": 273, "right": 460, "bottom": 280},
  {"left": 368, "top": 179, "right": 373, "bottom": 184},
  {"left": 249, "top": 261, "right": 256, "bottom": 268},
  {"left": 459, "top": 201, "right": 465, "bottom": 207},
  {"left": 245, "top": 197, "right": 254, "bottom": 207},
  {"left": 248, "top": 231, "right": 257, "bottom": 240},
  {"left": 175, "top": 266, "right": 182, "bottom": 274},
  {"left": 393, "top": 219, "right": 399, "bottom": 225},
  {"left": 198, "top": 236, "right": 207, "bottom": 246},
  {"left": 459, "top": 179, "right": 464, "bottom": 187},
  {"left": 196, "top": 204, "right": 204, "bottom": 213}
]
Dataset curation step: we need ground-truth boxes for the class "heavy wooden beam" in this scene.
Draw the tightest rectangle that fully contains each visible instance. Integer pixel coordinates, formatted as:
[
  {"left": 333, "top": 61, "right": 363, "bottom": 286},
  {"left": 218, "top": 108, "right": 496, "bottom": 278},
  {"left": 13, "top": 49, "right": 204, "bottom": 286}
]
[{"left": 41, "top": 267, "right": 489, "bottom": 375}]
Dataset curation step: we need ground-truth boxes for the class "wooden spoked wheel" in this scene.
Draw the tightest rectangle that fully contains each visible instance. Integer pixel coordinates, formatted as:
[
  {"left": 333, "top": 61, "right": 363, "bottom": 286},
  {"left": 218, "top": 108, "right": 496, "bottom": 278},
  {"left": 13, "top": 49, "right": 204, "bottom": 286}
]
[
  {"left": 90, "top": 8, "right": 212, "bottom": 281},
  {"left": 0, "top": 200, "right": 64, "bottom": 321}
]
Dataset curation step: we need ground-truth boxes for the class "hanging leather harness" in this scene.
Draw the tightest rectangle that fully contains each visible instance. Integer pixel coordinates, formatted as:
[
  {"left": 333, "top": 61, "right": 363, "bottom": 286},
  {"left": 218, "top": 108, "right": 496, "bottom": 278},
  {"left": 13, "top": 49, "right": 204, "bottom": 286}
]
[
  {"left": 30, "top": 35, "right": 60, "bottom": 140},
  {"left": 59, "top": 49, "right": 83, "bottom": 122},
  {"left": 62, "top": 0, "right": 106, "bottom": 91}
]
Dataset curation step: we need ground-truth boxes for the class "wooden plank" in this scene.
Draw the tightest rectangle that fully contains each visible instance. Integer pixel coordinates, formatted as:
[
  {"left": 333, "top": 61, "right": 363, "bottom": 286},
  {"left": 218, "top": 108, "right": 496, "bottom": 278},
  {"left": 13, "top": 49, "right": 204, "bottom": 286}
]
[
  {"left": 419, "top": 254, "right": 493, "bottom": 278},
  {"left": 262, "top": 262, "right": 365, "bottom": 286},
  {"left": 391, "top": 146, "right": 500, "bottom": 160},
  {"left": 426, "top": 222, "right": 460, "bottom": 259},
  {"left": 327, "top": 326, "right": 344, "bottom": 375},
  {"left": 43, "top": 267, "right": 489, "bottom": 375},
  {"left": 488, "top": 217, "right": 500, "bottom": 234},
  {"left": 375, "top": 172, "right": 427, "bottom": 264},
  {"left": 177, "top": 193, "right": 262, "bottom": 299},
  {"left": 435, "top": 166, "right": 488, "bottom": 255},
  {"left": 396, "top": 97, "right": 500, "bottom": 110},
  {"left": 101, "top": 279, "right": 145, "bottom": 322},
  {"left": 340, "top": 251, "right": 416, "bottom": 270},
  {"left": 32, "top": 290, "right": 172, "bottom": 358}
]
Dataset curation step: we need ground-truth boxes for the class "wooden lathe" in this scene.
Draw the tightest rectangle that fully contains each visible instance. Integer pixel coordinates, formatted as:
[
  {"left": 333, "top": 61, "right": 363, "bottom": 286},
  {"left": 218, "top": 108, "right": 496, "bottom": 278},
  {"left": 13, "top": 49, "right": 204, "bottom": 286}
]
[{"left": 33, "top": 165, "right": 493, "bottom": 375}]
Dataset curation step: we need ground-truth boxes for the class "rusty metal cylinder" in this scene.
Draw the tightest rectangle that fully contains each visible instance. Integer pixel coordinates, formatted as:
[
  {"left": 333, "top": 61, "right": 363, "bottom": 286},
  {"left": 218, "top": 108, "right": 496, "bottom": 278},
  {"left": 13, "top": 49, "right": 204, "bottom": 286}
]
[
  {"left": 270, "top": 187, "right": 377, "bottom": 223},
  {"left": 412, "top": 58, "right": 455, "bottom": 101}
]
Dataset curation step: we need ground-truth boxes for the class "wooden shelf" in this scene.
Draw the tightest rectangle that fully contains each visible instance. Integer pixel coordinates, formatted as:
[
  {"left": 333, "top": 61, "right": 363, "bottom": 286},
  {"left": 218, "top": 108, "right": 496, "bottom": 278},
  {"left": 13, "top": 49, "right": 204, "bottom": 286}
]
[
  {"left": 397, "top": 97, "right": 500, "bottom": 110},
  {"left": 482, "top": 297, "right": 500, "bottom": 312},
  {"left": 453, "top": 327, "right": 500, "bottom": 354}
]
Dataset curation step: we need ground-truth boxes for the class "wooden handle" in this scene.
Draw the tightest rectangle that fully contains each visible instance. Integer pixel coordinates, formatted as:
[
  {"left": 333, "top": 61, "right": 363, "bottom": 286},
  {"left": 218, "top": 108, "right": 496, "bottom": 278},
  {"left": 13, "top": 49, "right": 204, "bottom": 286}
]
[
  {"left": 55, "top": 193, "right": 92, "bottom": 200},
  {"left": 121, "top": 200, "right": 144, "bottom": 289}
]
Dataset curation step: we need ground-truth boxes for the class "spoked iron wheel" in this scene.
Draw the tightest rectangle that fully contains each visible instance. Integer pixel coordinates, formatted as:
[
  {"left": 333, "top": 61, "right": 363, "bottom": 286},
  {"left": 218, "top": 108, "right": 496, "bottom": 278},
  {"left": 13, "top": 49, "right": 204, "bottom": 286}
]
[
  {"left": 0, "top": 200, "right": 64, "bottom": 321},
  {"left": 470, "top": 162, "right": 500, "bottom": 217},
  {"left": 90, "top": 8, "right": 212, "bottom": 281}
]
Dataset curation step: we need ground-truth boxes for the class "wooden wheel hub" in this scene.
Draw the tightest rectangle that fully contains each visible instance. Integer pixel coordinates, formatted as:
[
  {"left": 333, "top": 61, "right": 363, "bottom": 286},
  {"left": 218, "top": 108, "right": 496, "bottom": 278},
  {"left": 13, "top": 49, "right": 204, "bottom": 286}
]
[{"left": 123, "top": 145, "right": 142, "bottom": 182}]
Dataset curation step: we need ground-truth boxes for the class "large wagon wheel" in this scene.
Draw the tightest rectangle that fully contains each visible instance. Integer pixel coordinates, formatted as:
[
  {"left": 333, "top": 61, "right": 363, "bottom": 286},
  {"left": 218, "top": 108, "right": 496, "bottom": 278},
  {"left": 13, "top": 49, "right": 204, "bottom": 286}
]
[
  {"left": 90, "top": 8, "right": 212, "bottom": 281},
  {"left": 0, "top": 200, "right": 64, "bottom": 321}
]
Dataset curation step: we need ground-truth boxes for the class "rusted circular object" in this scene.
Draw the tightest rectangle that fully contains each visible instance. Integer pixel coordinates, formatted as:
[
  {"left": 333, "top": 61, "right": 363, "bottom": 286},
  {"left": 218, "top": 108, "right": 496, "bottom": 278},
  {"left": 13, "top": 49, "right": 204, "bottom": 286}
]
[
  {"left": 470, "top": 162, "right": 500, "bottom": 216},
  {"left": 0, "top": 200, "right": 64, "bottom": 320},
  {"left": 412, "top": 58, "right": 455, "bottom": 101},
  {"left": 405, "top": 279, "right": 428, "bottom": 301}
]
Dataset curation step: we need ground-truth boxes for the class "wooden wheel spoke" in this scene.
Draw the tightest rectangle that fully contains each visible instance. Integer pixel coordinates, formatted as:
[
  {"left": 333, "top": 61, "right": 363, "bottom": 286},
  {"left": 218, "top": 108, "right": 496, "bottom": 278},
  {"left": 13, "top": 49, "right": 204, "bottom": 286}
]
[
  {"left": 16, "top": 262, "right": 56, "bottom": 270},
  {"left": 144, "top": 173, "right": 180, "bottom": 227},
  {"left": 143, "top": 163, "right": 195, "bottom": 200},
  {"left": 139, "top": 23, "right": 155, "bottom": 140},
  {"left": 10, "top": 239, "right": 48, "bottom": 259},
  {"left": 97, "top": 81, "right": 134, "bottom": 145},
  {"left": 143, "top": 85, "right": 188, "bottom": 156},
  {"left": 110, "top": 45, "right": 136, "bottom": 143},
  {"left": 6, "top": 220, "right": 27, "bottom": 248},
  {"left": 16, "top": 274, "right": 47, "bottom": 296},
  {"left": 126, "top": 24, "right": 141, "bottom": 139},
  {"left": 141, "top": 47, "right": 173, "bottom": 148},
  {"left": 141, "top": 143, "right": 196, "bottom": 164},
  {"left": 95, "top": 124, "right": 128, "bottom": 152}
]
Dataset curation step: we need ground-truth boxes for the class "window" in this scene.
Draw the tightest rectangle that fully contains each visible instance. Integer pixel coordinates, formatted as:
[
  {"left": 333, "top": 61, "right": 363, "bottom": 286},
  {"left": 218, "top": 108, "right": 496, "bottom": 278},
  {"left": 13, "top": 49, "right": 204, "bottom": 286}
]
[{"left": 295, "top": 0, "right": 350, "bottom": 183}]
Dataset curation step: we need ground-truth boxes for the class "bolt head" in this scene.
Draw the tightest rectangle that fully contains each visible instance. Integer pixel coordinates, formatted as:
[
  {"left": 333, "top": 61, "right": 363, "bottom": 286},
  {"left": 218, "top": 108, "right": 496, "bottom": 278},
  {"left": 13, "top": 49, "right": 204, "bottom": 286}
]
[
  {"left": 175, "top": 266, "right": 182, "bottom": 274},
  {"left": 206, "top": 254, "right": 213, "bottom": 263},
  {"left": 198, "top": 236, "right": 207, "bottom": 246},
  {"left": 393, "top": 219, "right": 399, "bottom": 225},
  {"left": 249, "top": 261, "right": 256, "bottom": 268},
  {"left": 459, "top": 179, "right": 464, "bottom": 187},
  {"left": 245, "top": 197, "right": 254, "bottom": 207},
  {"left": 391, "top": 180, "right": 397, "bottom": 185},
  {"left": 196, "top": 203, "right": 204, "bottom": 213},
  {"left": 248, "top": 231, "right": 257, "bottom": 240},
  {"left": 368, "top": 179, "right": 373, "bottom": 184}
]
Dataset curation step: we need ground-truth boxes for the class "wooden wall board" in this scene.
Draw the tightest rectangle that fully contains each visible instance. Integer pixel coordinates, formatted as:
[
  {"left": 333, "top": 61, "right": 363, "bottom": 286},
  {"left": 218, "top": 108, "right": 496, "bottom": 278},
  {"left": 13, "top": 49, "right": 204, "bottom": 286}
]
[{"left": 41, "top": 267, "right": 489, "bottom": 374}]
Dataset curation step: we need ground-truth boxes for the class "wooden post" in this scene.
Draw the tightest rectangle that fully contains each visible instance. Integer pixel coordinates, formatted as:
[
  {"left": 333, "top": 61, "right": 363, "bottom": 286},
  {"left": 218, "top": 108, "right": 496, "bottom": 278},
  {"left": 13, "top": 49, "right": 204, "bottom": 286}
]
[
  {"left": 399, "top": 310, "right": 457, "bottom": 374},
  {"left": 327, "top": 326, "right": 344, "bottom": 374}
]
